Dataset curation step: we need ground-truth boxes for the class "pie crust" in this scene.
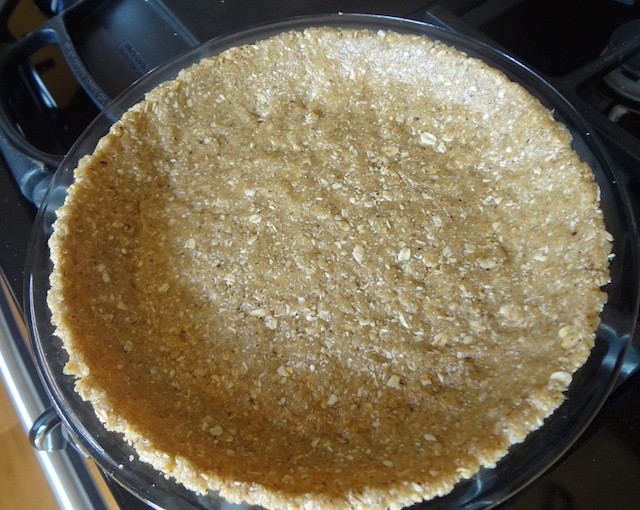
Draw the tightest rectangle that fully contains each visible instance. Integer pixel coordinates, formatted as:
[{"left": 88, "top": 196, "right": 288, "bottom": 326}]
[{"left": 48, "top": 27, "right": 611, "bottom": 510}]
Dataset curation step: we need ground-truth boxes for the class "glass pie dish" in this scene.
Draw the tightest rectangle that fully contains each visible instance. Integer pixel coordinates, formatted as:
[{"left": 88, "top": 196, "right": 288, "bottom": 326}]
[{"left": 24, "top": 13, "right": 640, "bottom": 510}]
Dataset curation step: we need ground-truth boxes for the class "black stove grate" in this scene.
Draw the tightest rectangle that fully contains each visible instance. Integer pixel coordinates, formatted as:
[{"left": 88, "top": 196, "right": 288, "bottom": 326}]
[
  {"left": 1, "top": 2, "right": 640, "bottom": 510},
  {"left": 2, "top": 0, "right": 640, "bottom": 205}
]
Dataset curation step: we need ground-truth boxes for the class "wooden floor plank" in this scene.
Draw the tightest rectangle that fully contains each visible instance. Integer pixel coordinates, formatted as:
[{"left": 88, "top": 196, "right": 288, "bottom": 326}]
[
  {"left": 0, "top": 412, "right": 59, "bottom": 510},
  {"left": 0, "top": 378, "right": 19, "bottom": 435},
  {"left": 1, "top": 379, "right": 121, "bottom": 510}
]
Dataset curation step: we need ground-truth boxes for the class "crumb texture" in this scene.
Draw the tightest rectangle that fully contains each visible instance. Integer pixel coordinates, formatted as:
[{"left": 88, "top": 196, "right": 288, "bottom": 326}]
[{"left": 48, "top": 27, "right": 611, "bottom": 510}]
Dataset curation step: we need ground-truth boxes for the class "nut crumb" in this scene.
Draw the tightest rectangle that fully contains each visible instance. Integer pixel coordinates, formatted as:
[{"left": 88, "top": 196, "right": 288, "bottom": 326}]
[
  {"left": 277, "top": 365, "right": 292, "bottom": 378},
  {"left": 419, "top": 132, "right": 437, "bottom": 146},
  {"left": 550, "top": 371, "right": 572, "bottom": 388},
  {"left": 397, "top": 246, "right": 411, "bottom": 262},
  {"left": 209, "top": 425, "right": 224, "bottom": 437},
  {"left": 386, "top": 375, "right": 402, "bottom": 389}
]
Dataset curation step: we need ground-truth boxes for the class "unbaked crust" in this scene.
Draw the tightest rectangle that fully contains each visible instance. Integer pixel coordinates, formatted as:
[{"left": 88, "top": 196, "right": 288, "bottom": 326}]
[{"left": 48, "top": 27, "right": 611, "bottom": 510}]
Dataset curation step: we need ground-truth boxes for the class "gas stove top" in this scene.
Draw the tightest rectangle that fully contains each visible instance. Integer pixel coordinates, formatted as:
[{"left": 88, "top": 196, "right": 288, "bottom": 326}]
[{"left": 1, "top": 1, "right": 640, "bottom": 510}]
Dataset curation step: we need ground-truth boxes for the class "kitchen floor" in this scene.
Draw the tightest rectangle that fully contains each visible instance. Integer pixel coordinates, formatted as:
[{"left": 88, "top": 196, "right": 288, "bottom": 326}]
[
  {"left": 0, "top": 377, "right": 121, "bottom": 510},
  {"left": 0, "top": 379, "right": 59, "bottom": 509},
  {"left": 1, "top": 310, "right": 124, "bottom": 507}
]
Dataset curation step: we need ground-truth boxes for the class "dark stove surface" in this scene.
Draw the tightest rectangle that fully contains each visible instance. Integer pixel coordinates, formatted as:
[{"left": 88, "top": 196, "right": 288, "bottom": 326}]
[
  {"left": 467, "top": 0, "right": 639, "bottom": 77},
  {"left": 1, "top": 1, "right": 640, "bottom": 509}
]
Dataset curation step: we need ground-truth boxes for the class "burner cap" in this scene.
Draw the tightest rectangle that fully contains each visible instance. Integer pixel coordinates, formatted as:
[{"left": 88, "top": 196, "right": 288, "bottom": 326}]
[
  {"left": 610, "top": 19, "right": 640, "bottom": 78},
  {"left": 604, "top": 20, "right": 640, "bottom": 103}
]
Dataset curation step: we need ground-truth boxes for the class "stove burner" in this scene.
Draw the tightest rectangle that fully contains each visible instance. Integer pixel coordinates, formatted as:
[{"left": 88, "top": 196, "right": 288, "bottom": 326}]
[
  {"left": 603, "top": 20, "right": 640, "bottom": 103},
  {"left": 571, "top": 17, "right": 640, "bottom": 153}
]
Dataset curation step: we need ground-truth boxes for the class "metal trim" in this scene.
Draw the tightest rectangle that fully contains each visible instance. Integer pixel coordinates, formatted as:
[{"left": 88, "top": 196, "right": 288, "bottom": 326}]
[{"left": 0, "top": 267, "right": 110, "bottom": 510}]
